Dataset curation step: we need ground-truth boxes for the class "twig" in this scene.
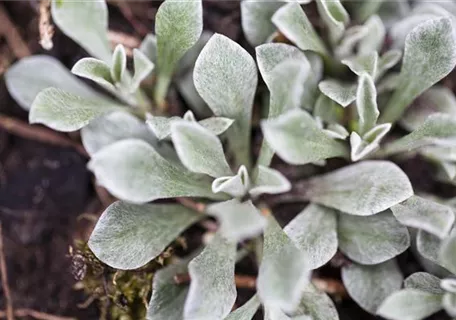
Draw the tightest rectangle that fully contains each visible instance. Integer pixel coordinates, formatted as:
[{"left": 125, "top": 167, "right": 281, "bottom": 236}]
[
  {"left": 0, "top": 309, "right": 75, "bottom": 320},
  {"left": 0, "top": 115, "right": 88, "bottom": 158},
  {"left": 0, "top": 223, "right": 13, "bottom": 320},
  {"left": 38, "top": 0, "right": 54, "bottom": 50},
  {"left": 176, "top": 198, "right": 206, "bottom": 213},
  {"left": 174, "top": 273, "right": 257, "bottom": 289},
  {"left": 0, "top": 3, "right": 31, "bottom": 58}
]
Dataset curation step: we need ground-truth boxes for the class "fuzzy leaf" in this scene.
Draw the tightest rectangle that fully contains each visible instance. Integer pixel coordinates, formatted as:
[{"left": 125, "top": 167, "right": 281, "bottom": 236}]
[
  {"left": 241, "top": 1, "right": 283, "bottom": 47},
  {"left": 194, "top": 34, "right": 257, "bottom": 167},
  {"left": 342, "top": 260, "right": 403, "bottom": 314},
  {"left": 224, "top": 295, "right": 260, "bottom": 320},
  {"left": 207, "top": 200, "right": 267, "bottom": 242},
  {"left": 140, "top": 34, "right": 157, "bottom": 63},
  {"left": 391, "top": 196, "right": 455, "bottom": 238},
  {"left": 443, "top": 292, "right": 456, "bottom": 317},
  {"left": 377, "top": 50, "right": 402, "bottom": 80},
  {"left": 184, "top": 234, "right": 236, "bottom": 320},
  {"left": 284, "top": 204, "right": 338, "bottom": 269},
  {"left": 384, "top": 113, "right": 456, "bottom": 155},
  {"left": 441, "top": 278, "right": 456, "bottom": 294},
  {"left": 335, "top": 26, "right": 369, "bottom": 59},
  {"left": 272, "top": 2, "right": 328, "bottom": 55},
  {"left": 5, "top": 55, "right": 102, "bottom": 111},
  {"left": 261, "top": 109, "right": 348, "bottom": 165},
  {"left": 356, "top": 73, "right": 379, "bottom": 135},
  {"left": 81, "top": 111, "right": 158, "bottom": 156},
  {"left": 212, "top": 166, "right": 250, "bottom": 198},
  {"left": 51, "top": 0, "right": 111, "bottom": 62},
  {"left": 250, "top": 166, "right": 291, "bottom": 197},
  {"left": 359, "top": 15, "right": 386, "bottom": 55},
  {"left": 405, "top": 272, "right": 444, "bottom": 294},
  {"left": 257, "top": 215, "right": 310, "bottom": 313},
  {"left": 401, "top": 86, "right": 456, "bottom": 132},
  {"left": 313, "top": 94, "right": 344, "bottom": 125},
  {"left": 304, "top": 161, "right": 413, "bottom": 216},
  {"left": 170, "top": 121, "right": 232, "bottom": 178},
  {"left": 316, "top": 0, "right": 349, "bottom": 44},
  {"left": 290, "top": 284, "right": 339, "bottom": 320},
  {"left": 439, "top": 234, "right": 456, "bottom": 274},
  {"left": 350, "top": 123, "right": 392, "bottom": 162},
  {"left": 89, "top": 201, "right": 199, "bottom": 269},
  {"left": 130, "top": 49, "right": 154, "bottom": 92},
  {"left": 342, "top": 52, "right": 378, "bottom": 78},
  {"left": 417, "top": 230, "right": 441, "bottom": 264},
  {"left": 29, "top": 88, "right": 123, "bottom": 132},
  {"left": 318, "top": 80, "right": 357, "bottom": 108},
  {"left": 155, "top": 0, "right": 203, "bottom": 104},
  {"left": 198, "top": 117, "right": 234, "bottom": 136},
  {"left": 377, "top": 289, "right": 443, "bottom": 320},
  {"left": 88, "top": 139, "right": 217, "bottom": 203},
  {"left": 147, "top": 258, "right": 190, "bottom": 320},
  {"left": 338, "top": 211, "right": 410, "bottom": 264},
  {"left": 380, "top": 18, "right": 456, "bottom": 123},
  {"left": 71, "top": 57, "right": 115, "bottom": 92},
  {"left": 111, "top": 44, "right": 127, "bottom": 84}
]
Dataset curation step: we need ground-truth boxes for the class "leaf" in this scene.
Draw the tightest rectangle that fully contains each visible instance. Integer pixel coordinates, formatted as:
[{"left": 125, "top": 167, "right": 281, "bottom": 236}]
[
  {"left": 405, "top": 272, "right": 445, "bottom": 295},
  {"left": 350, "top": 124, "right": 391, "bottom": 162},
  {"left": 416, "top": 230, "right": 442, "bottom": 264},
  {"left": 29, "top": 88, "right": 124, "bottom": 132},
  {"left": 352, "top": 1, "right": 384, "bottom": 22},
  {"left": 272, "top": 2, "right": 328, "bottom": 55},
  {"left": 5, "top": 55, "right": 102, "bottom": 111},
  {"left": 250, "top": 166, "right": 291, "bottom": 197},
  {"left": 206, "top": 199, "right": 267, "bottom": 242},
  {"left": 170, "top": 121, "right": 232, "bottom": 178},
  {"left": 342, "top": 260, "right": 403, "bottom": 314},
  {"left": 198, "top": 117, "right": 234, "bottom": 136},
  {"left": 81, "top": 111, "right": 159, "bottom": 156},
  {"left": 240, "top": 1, "right": 283, "bottom": 47},
  {"left": 184, "top": 234, "right": 236, "bottom": 320},
  {"left": 359, "top": 15, "right": 386, "bottom": 55},
  {"left": 342, "top": 52, "right": 379, "bottom": 78},
  {"left": 140, "top": 33, "right": 157, "bottom": 63},
  {"left": 377, "top": 289, "right": 443, "bottom": 320},
  {"left": 303, "top": 161, "right": 413, "bottom": 216},
  {"left": 194, "top": 34, "right": 258, "bottom": 167},
  {"left": 212, "top": 165, "right": 250, "bottom": 198},
  {"left": 88, "top": 201, "right": 200, "bottom": 269},
  {"left": 110, "top": 44, "right": 127, "bottom": 84},
  {"left": 313, "top": 94, "right": 344, "bottom": 125},
  {"left": 383, "top": 113, "right": 456, "bottom": 156},
  {"left": 261, "top": 109, "right": 348, "bottom": 165},
  {"left": 443, "top": 292, "right": 456, "bottom": 317},
  {"left": 318, "top": 80, "right": 357, "bottom": 108},
  {"left": 71, "top": 57, "right": 115, "bottom": 92},
  {"left": 380, "top": 18, "right": 456, "bottom": 123},
  {"left": 130, "top": 49, "right": 155, "bottom": 92},
  {"left": 401, "top": 86, "right": 456, "bottom": 132},
  {"left": 147, "top": 258, "right": 190, "bottom": 320},
  {"left": 51, "top": 0, "right": 111, "bottom": 62},
  {"left": 316, "top": 0, "right": 349, "bottom": 44},
  {"left": 224, "top": 295, "right": 260, "bottom": 320},
  {"left": 391, "top": 196, "right": 455, "bottom": 238},
  {"left": 356, "top": 73, "right": 379, "bottom": 135},
  {"left": 334, "top": 26, "right": 369, "bottom": 59},
  {"left": 439, "top": 234, "right": 456, "bottom": 274},
  {"left": 155, "top": 0, "right": 203, "bottom": 105},
  {"left": 338, "top": 211, "right": 410, "bottom": 264},
  {"left": 441, "top": 278, "right": 456, "bottom": 294},
  {"left": 290, "top": 284, "right": 339, "bottom": 320},
  {"left": 376, "top": 50, "right": 402, "bottom": 80},
  {"left": 88, "top": 139, "right": 218, "bottom": 203},
  {"left": 257, "top": 215, "right": 310, "bottom": 313},
  {"left": 284, "top": 204, "right": 338, "bottom": 269}
]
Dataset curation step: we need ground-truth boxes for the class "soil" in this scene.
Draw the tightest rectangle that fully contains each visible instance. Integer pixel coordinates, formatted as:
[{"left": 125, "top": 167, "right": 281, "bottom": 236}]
[{"left": 0, "top": 1, "right": 454, "bottom": 320}]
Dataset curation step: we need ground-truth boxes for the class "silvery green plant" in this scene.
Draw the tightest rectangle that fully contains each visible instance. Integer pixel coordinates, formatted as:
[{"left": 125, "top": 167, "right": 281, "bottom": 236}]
[{"left": 5, "top": 0, "right": 456, "bottom": 319}]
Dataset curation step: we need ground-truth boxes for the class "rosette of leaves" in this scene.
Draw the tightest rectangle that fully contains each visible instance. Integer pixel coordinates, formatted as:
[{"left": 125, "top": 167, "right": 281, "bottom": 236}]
[{"left": 4, "top": 0, "right": 456, "bottom": 319}]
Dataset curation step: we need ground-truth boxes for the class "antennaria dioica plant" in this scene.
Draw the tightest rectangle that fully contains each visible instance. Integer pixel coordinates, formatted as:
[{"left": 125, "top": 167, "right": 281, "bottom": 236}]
[{"left": 5, "top": 0, "right": 456, "bottom": 319}]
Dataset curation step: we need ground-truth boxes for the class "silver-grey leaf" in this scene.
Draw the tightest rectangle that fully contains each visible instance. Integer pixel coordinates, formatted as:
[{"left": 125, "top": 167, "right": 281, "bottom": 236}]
[
  {"left": 443, "top": 292, "right": 456, "bottom": 317},
  {"left": 318, "top": 80, "right": 357, "bottom": 108},
  {"left": 391, "top": 196, "right": 455, "bottom": 238},
  {"left": 380, "top": 18, "right": 456, "bottom": 124},
  {"left": 184, "top": 234, "right": 237, "bottom": 320},
  {"left": 88, "top": 139, "right": 218, "bottom": 203},
  {"left": 356, "top": 73, "right": 379, "bottom": 135},
  {"left": 207, "top": 199, "right": 267, "bottom": 242},
  {"left": 303, "top": 161, "right": 413, "bottom": 216},
  {"left": 224, "top": 295, "right": 260, "bottom": 320},
  {"left": 212, "top": 165, "right": 250, "bottom": 198},
  {"left": 405, "top": 272, "right": 445, "bottom": 295},
  {"left": 140, "top": 33, "right": 157, "bottom": 63},
  {"left": 359, "top": 15, "right": 386, "bottom": 55},
  {"left": 257, "top": 215, "right": 310, "bottom": 313},
  {"left": 290, "top": 283, "right": 339, "bottom": 320},
  {"left": 284, "top": 204, "right": 338, "bottom": 270},
  {"left": 130, "top": 49, "right": 155, "bottom": 93},
  {"left": 417, "top": 229, "right": 442, "bottom": 264},
  {"left": 110, "top": 44, "right": 127, "bottom": 84},
  {"left": 250, "top": 166, "right": 291, "bottom": 197},
  {"left": 439, "top": 234, "right": 456, "bottom": 274},
  {"left": 338, "top": 211, "right": 410, "bottom": 264},
  {"left": 342, "top": 52, "right": 379, "bottom": 78},
  {"left": 88, "top": 201, "right": 200, "bottom": 269},
  {"left": 342, "top": 260, "right": 403, "bottom": 314},
  {"left": 316, "top": 0, "right": 349, "bottom": 44},
  {"left": 71, "top": 57, "right": 115, "bottom": 92},
  {"left": 29, "top": 88, "right": 124, "bottom": 132},
  {"left": 5, "top": 55, "right": 102, "bottom": 111}
]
